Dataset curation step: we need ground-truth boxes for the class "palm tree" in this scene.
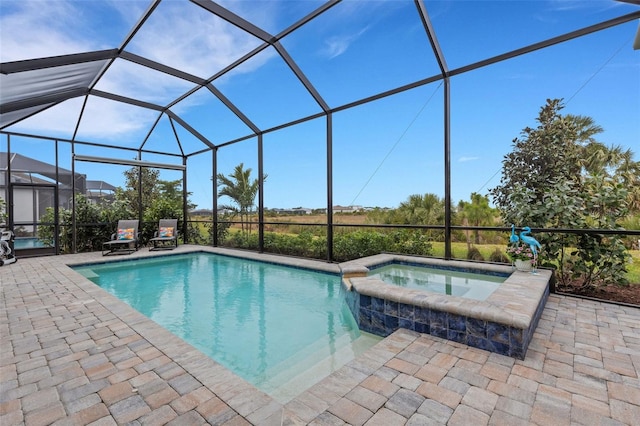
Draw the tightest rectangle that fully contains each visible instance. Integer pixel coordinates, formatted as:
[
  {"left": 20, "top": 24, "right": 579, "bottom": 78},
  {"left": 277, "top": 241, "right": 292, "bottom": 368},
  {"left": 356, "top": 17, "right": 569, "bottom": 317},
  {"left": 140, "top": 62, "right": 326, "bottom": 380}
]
[
  {"left": 217, "top": 163, "right": 266, "bottom": 234},
  {"left": 397, "top": 193, "right": 445, "bottom": 225},
  {"left": 459, "top": 193, "right": 495, "bottom": 245}
]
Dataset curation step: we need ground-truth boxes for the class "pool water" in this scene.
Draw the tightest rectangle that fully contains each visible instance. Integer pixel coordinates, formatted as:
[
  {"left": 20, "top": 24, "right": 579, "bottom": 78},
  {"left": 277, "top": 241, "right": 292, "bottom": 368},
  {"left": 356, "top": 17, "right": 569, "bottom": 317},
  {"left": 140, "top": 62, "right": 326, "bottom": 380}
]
[
  {"left": 74, "top": 253, "right": 380, "bottom": 402},
  {"left": 14, "top": 237, "right": 50, "bottom": 249},
  {"left": 369, "top": 263, "right": 506, "bottom": 301}
]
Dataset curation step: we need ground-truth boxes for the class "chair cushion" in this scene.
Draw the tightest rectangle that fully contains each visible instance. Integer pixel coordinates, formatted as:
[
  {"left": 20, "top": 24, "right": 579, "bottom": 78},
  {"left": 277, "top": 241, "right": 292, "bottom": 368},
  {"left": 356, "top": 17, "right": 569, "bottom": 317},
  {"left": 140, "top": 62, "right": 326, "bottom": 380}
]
[
  {"left": 117, "top": 228, "right": 135, "bottom": 240},
  {"left": 159, "top": 227, "right": 174, "bottom": 238}
]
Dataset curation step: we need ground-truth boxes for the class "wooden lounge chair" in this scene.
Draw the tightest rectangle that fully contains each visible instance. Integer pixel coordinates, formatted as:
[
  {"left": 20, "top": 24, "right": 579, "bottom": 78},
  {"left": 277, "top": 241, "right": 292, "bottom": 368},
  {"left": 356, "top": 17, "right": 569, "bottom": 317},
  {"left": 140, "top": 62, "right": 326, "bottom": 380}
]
[
  {"left": 149, "top": 219, "right": 179, "bottom": 251},
  {"left": 102, "top": 220, "right": 140, "bottom": 255}
]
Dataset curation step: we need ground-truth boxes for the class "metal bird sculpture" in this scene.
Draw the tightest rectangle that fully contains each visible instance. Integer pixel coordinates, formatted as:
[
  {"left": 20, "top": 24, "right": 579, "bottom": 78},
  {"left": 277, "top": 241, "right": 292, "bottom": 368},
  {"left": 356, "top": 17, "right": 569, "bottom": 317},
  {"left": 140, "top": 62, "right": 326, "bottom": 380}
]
[
  {"left": 509, "top": 224, "right": 520, "bottom": 244},
  {"left": 519, "top": 226, "right": 541, "bottom": 256}
]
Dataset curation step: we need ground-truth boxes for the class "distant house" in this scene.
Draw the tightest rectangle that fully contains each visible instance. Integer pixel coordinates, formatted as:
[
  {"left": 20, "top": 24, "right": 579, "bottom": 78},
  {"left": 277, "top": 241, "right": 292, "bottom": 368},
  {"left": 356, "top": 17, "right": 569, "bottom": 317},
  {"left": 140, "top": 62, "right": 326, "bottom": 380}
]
[
  {"left": 0, "top": 153, "right": 117, "bottom": 208},
  {"left": 0, "top": 153, "right": 115, "bottom": 244},
  {"left": 189, "top": 208, "right": 235, "bottom": 217},
  {"left": 86, "top": 180, "right": 117, "bottom": 205},
  {"left": 272, "top": 207, "right": 312, "bottom": 215},
  {"left": 333, "top": 205, "right": 364, "bottom": 213}
]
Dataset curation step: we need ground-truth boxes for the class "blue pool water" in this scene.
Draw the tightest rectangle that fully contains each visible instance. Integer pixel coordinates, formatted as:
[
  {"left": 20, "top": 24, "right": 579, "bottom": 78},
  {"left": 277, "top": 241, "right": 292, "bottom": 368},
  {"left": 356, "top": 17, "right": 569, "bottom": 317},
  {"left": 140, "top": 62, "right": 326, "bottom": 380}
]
[
  {"left": 74, "top": 253, "right": 380, "bottom": 402},
  {"left": 369, "top": 263, "right": 507, "bottom": 301},
  {"left": 14, "top": 237, "right": 50, "bottom": 249}
]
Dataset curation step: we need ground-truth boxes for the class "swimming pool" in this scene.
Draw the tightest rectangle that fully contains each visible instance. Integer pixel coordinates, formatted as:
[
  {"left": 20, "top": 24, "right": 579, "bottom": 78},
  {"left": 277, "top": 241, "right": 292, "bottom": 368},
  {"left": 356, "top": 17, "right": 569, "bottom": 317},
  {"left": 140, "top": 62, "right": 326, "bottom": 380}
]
[
  {"left": 369, "top": 263, "right": 506, "bottom": 301},
  {"left": 73, "top": 252, "right": 380, "bottom": 402},
  {"left": 14, "top": 237, "right": 50, "bottom": 249}
]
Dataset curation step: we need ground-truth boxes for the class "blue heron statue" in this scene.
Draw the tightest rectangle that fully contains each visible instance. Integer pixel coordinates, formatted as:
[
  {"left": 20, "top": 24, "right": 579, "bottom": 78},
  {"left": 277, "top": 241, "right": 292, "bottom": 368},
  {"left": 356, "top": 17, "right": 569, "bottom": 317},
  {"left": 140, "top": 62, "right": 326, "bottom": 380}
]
[
  {"left": 509, "top": 224, "right": 520, "bottom": 244},
  {"left": 519, "top": 226, "right": 542, "bottom": 257}
]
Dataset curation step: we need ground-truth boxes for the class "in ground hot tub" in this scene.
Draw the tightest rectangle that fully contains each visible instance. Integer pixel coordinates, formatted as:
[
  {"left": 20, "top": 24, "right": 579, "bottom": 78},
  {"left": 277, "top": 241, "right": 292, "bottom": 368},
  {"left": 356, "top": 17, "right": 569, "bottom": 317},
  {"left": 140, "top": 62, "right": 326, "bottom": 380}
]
[{"left": 340, "top": 254, "right": 551, "bottom": 359}]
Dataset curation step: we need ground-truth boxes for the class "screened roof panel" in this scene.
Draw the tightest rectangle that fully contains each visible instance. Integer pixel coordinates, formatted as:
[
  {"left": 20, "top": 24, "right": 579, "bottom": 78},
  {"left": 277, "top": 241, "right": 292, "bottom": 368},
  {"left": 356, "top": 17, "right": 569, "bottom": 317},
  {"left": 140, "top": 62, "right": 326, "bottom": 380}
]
[
  {"left": 169, "top": 86, "right": 255, "bottom": 148},
  {"left": 172, "top": 120, "right": 216, "bottom": 156},
  {"left": 218, "top": 0, "right": 327, "bottom": 35},
  {"left": 0, "top": 104, "right": 54, "bottom": 129},
  {"left": 280, "top": 0, "right": 441, "bottom": 108},
  {"left": 0, "top": 0, "right": 140, "bottom": 62},
  {"left": 73, "top": 96, "right": 161, "bottom": 144},
  {"left": 3, "top": 97, "right": 85, "bottom": 141},
  {"left": 125, "top": 0, "right": 264, "bottom": 79},
  {"left": 216, "top": 46, "right": 324, "bottom": 130},
  {"left": 141, "top": 115, "right": 185, "bottom": 156},
  {"left": 92, "top": 58, "right": 197, "bottom": 106},
  {"left": 143, "top": 105, "right": 217, "bottom": 156},
  {"left": 427, "top": 0, "right": 640, "bottom": 70},
  {"left": 0, "top": 60, "right": 107, "bottom": 107},
  {"left": 1, "top": 0, "right": 638, "bottom": 158}
]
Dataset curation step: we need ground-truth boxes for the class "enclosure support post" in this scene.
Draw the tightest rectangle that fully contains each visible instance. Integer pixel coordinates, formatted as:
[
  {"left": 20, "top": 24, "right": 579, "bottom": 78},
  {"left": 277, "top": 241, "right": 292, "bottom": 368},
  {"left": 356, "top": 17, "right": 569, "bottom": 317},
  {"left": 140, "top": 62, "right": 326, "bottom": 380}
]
[
  {"left": 54, "top": 140, "right": 60, "bottom": 255},
  {"left": 443, "top": 78, "right": 452, "bottom": 259},
  {"left": 182, "top": 156, "right": 188, "bottom": 244},
  {"left": 137, "top": 151, "right": 143, "bottom": 236},
  {"left": 6, "top": 136, "right": 13, "bottom": 236},
  {"left": 258, "top": 134, "right": 264, "bottom": 253},
  {"left": 326, "top": 113, "right": 333, "bottom": 262},
  {"left": 212, "top": 149, "right": 218, "bottom": 246},
  {"left": 71, "top": 143, "right": 77, "bottom": 253}
]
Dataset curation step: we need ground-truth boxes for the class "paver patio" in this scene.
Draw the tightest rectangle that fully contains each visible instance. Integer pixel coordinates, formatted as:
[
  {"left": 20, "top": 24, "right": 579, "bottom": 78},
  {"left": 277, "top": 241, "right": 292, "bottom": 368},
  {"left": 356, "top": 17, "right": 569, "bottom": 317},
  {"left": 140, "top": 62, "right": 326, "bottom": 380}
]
[{"left": 1, "top": 246, "right": 638, "bottom": 425}]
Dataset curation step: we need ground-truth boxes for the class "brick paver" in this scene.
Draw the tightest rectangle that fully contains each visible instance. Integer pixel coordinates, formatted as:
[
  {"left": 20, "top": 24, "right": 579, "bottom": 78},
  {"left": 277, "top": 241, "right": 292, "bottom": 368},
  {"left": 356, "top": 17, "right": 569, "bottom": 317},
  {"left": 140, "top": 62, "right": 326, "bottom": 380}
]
[{"left": 1, "top": 246, "right": 638, "bottom": 425}]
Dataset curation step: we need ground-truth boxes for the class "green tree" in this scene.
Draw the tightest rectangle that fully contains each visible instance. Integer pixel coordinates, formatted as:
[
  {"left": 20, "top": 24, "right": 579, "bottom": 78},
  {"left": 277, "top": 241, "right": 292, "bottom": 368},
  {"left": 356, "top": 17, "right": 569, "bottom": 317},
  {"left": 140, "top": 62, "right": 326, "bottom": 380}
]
[
  {"left": 118, "top": 168, "right": 191, "bottom": 242},
  {"left": 217, "top": 163, "right": 265, "bottom": 234},
  {"left": 120, "top": 167, "right": 161, "bottom": 215},
  {"left": 0, "top": 197, "right": 6, "bottom": 225},
  {"left": 458, "top": 193, "right": 496, "bottom": 246},
  {"left": 395, "top": 193, "right": 445, "bottom": 225},
  {"left": 490, "top": 99, "right": 582, "bottom": 221},
  {"left": 37, "top": 194, "right": 118, "bottom": 253},
  {"left": 490, "top": 99, "right": 632, "bottom": 288}
]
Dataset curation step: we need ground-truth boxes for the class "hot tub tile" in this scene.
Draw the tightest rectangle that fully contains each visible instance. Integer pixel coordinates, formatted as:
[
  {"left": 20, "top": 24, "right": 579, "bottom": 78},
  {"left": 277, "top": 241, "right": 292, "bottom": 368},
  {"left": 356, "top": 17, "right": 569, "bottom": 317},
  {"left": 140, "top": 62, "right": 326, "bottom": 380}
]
[
  {"left": 414, "top": 307, "right": 430, "bottom": 324},
  {"left": 372, "top": 298, "right": 385, "bottom": 313},
  {"left": 487, "top": 323, "right": 510, "bottom": 345},
  {"left": 430, "top": 325, "right": 447, "bottom": 339},
  {"left": 414, "top": 321, "right": 429, "bottom": 334},
  {"left": 466, "top": 318, "right": 486, "bottom": 338},
  {"left": 510, "top": 328, "right": 524, "bottom": 346},
  {"left": 359, "top": 310, "right": 372, "bottom": 329},
  {"left": 466, "top": 335, "right": 491, "bottom": 352},
  {"left": 429, "top": 310, "right": 447, "bottom": 329},
  {"left": 399, "top": 318, "right": 414, "bottom": 331},
  {"left": 384, "top": 315, "right": 399, "bottom": 332},
  {"left": 384, "top": 300, "right": 398, "bottom": 317},
  {"left": 448, "top": 314, "right": 466, "bottom": 332},
  {"left": 447, "top": 329, "right": 465, "bottom": 344},
  {"left": 398, "top": 303, "right": 414, "bottom": 320},
  {"left": 360, "top": 295, "right": 371, "bottom": 309},
  {"left": 488, "top": 340, "right": 510, "bottom": 357},
  {"left": 371, "top": 311, "right": 385, "bottom": 333}
]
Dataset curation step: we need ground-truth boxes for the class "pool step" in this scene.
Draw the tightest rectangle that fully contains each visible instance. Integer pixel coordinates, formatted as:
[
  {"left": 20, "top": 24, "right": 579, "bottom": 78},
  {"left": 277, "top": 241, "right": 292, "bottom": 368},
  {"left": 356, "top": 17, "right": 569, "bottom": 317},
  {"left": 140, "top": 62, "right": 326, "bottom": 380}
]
[{"left": 259, "top": 332, "right": 381, "bottom": 403}]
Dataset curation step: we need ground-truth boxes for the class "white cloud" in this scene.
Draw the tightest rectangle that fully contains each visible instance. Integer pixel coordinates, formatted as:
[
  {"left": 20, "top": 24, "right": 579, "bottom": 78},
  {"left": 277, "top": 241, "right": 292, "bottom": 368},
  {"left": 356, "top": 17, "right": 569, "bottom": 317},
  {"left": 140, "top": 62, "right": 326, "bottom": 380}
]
[
  {"left": 458, "top": 156, "right": 480, "bottom": 162},
  {"left": 127, "top": 1, "right": 265, "bottom": 79},
  {"left": 0, "top": 1, "right": 93, "bottom": 62},
  {"left": 321, "top": 26, "right": 369, "bottom": 59},
  {"left": 1, "top": 0, "right": 277, "bottom": 143},
  {"left": 93, "top": 59, "right": 196, "bottom": 105}
]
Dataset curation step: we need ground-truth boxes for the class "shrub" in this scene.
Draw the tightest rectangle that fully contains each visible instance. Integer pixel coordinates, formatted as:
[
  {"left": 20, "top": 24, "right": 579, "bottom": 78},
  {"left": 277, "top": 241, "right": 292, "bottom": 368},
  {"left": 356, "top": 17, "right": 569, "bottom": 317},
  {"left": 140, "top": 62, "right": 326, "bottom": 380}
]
[
  {"left": 489, "top": 248, "right": 510, "bottom": 263},
  {"left": 466, "top": 246, "right": 484, "bottom": 261}
]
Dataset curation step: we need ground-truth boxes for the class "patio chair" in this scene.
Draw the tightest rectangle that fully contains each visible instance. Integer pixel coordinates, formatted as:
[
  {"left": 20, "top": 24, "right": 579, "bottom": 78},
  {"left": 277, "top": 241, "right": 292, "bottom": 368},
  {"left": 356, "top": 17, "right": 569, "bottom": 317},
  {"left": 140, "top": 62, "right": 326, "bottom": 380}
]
[
  {"left": 149, "top": 219, "right": 179, "bottom": 251},
  {"left": 102, "top": 220, "right": 140, "bottom": 256}
]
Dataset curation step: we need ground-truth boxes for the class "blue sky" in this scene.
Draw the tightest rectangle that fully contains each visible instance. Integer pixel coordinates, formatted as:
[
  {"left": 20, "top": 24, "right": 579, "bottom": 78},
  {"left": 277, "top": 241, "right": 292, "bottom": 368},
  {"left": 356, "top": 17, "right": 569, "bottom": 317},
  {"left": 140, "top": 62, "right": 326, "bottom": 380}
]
[{"left": 1, "top": 0, "right": 639, "bottom": 211}]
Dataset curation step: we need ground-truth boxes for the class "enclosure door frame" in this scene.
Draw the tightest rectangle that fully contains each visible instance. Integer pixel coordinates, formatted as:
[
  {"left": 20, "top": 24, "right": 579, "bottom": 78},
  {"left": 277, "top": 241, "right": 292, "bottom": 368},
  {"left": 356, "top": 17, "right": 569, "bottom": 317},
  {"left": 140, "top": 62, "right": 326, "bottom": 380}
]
[{"left": 10, "top": 182, "right": 59, "bottom": 256}]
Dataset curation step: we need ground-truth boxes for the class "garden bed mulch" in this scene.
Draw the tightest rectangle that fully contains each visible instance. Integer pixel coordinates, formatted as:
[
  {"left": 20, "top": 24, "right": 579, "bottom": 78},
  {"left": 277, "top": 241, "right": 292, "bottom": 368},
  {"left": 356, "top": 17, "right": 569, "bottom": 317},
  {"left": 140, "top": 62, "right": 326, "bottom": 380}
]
[{"left": 557, "top": 282, "right": 640, "bottom": 307}]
